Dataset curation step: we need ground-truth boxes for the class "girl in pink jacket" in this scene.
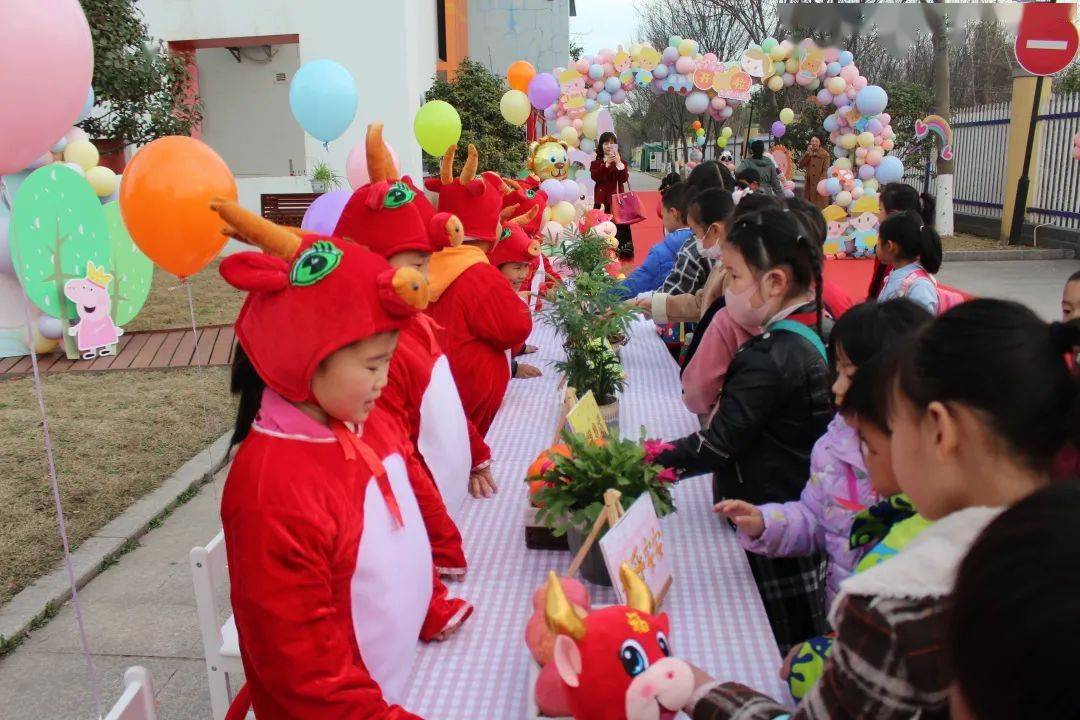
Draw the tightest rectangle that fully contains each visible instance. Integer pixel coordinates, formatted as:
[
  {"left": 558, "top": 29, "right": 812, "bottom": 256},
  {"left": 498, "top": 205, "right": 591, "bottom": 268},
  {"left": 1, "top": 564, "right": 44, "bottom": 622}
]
[{"left": 717, "top": 299, "right": 933, "bottom": 605}]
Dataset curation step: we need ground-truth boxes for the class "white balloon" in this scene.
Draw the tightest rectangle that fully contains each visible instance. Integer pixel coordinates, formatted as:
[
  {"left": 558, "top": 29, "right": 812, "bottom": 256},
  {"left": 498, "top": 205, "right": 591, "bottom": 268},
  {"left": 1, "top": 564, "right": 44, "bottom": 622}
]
[{"left": 38, "top": 315, "right": 63, "bottom": 340}]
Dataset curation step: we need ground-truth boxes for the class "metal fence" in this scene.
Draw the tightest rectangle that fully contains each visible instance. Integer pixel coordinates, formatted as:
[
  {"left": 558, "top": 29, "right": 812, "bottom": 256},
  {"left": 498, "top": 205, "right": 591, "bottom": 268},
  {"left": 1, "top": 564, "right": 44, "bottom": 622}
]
[
  {"left": 902, "top": 93, "right": 1080, "bottom": 232},
  {"left": 1031, "top": 92, "right": 1080, "bottom": 231}
]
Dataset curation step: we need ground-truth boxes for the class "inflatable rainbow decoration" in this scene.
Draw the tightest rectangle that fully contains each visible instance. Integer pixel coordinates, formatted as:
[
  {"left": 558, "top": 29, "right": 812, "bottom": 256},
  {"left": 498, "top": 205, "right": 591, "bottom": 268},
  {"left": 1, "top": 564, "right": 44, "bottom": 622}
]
[{"left": 915, "top": 114, "right": 954, "bottom": 161}]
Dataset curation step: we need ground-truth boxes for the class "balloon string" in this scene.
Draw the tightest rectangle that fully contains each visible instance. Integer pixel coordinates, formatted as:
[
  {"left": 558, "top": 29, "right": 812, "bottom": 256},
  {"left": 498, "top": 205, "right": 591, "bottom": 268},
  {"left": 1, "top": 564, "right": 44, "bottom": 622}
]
[
  {"left": 5, "top": 185, "right": 104, "bottom": 719},
  {"left": 182, "top": 280, "right": 221, "bottom": 497}
]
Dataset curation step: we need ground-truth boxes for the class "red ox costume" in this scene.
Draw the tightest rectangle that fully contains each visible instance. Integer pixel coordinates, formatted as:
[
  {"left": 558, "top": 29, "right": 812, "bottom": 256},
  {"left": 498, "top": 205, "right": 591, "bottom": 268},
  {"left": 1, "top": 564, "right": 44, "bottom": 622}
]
[
  {"left": 214, "top": 203, "right": 470, "bottom": 720},
  {"left": 424, "top": 145, "right": 533, "bottom": 436},
  {"left": 335, "top": 124, "right": 491, "bottom": 576}
]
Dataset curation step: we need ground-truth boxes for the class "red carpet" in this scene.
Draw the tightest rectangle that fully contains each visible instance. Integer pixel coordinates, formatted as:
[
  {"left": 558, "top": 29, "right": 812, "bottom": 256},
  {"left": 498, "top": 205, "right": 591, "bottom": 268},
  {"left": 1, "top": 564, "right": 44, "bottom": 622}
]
[{"left": 626, "top": 192, "right": 962, "bottom": 303}]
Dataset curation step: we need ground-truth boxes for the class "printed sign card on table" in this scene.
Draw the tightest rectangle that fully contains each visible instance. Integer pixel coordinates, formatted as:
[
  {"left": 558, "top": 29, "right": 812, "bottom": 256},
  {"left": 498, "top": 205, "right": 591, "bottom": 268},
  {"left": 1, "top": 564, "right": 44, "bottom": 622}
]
[{"left": 599, "top": 494, "right": 673, "bottom": 608}]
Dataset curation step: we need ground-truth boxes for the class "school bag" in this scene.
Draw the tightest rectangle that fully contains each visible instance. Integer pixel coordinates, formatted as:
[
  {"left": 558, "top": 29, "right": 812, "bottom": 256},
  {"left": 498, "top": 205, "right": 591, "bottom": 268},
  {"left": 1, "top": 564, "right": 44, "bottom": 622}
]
[{"left": 899, "top": 267, "right": 964, "bottom": 314}]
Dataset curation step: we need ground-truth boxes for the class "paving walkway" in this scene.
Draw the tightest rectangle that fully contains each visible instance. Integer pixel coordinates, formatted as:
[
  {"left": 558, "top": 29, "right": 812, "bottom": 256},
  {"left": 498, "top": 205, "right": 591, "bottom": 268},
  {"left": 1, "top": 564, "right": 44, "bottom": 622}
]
[
  {"left": 0, "top": 469, "right": 229, "bottom": 720},
  {"left": 937, "top": 259, "right": 1079, "bottom": 321},
  {"left": 0, "top": 325, "right": 237, "bottom": 378}
]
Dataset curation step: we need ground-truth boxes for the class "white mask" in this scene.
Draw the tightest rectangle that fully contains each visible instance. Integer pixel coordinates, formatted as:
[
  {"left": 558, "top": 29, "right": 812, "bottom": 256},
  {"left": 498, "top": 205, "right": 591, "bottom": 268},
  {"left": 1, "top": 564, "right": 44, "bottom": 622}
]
[{"left": 695, "top": 235, "right": 722, "bottom": 260}]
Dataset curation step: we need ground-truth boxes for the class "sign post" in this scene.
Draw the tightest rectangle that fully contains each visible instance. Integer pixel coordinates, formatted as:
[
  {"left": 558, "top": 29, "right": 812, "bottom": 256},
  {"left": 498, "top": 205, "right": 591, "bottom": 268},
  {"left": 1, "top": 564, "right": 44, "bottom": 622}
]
[{"left": 1008, "top": 1, "right": 1078, "bottom": 245}]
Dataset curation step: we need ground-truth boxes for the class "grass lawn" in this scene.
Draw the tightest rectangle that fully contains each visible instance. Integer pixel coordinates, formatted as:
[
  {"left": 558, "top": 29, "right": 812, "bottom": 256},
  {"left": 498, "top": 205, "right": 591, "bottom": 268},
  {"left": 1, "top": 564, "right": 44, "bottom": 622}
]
[
  {"left": 124, "top": 259, "right": 245, "bottom": 333},
  {"left": 0, "top": 367, "right": 234, "bottom": 605}
]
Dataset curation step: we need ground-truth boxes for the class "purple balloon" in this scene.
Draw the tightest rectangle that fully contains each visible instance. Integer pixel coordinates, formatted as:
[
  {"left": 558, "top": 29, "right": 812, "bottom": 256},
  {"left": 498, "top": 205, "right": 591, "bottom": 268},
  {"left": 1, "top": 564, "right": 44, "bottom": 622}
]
[
  {"left": 652, "top": 63, "right": 669, "bottom": 79},
  {"left": 858, "top": 164, "right": 876, "bottom": 180},
  {"left": 528, "top": 73, "right": 561, "bottom": 110},
  {"left": 771, "top": 121, "right": 787, "bottom": 138},
  {"left": 540, "top": 178, "right": 563, "bottom": 205},
  {"left": 662, "top": 47, "right": 679, "bottom": 64},
  {"left": 816, "top": 88, "right": 832, "bottom": 105},
  {"left": 301, "top": 190, "right": 352, "bottom": 236},
  {"left": 867, "top": 119, "right": 883, "bottom": 135}
]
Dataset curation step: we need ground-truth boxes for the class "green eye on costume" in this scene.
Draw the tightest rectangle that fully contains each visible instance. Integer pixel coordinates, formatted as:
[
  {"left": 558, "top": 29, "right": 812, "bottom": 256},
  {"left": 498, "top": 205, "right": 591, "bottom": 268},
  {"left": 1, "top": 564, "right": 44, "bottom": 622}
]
[
  {"left": 525, "top": 189, "right": 537, "bottom": 199},
  {"left": 501, "top": 228, "right": 512, "bottom": 240},
  {"left": 291, "top": 240, "right": 343, "bottom": 286},
  {"left": 384, "top": 181, "right": 416, "bottom": 209}
]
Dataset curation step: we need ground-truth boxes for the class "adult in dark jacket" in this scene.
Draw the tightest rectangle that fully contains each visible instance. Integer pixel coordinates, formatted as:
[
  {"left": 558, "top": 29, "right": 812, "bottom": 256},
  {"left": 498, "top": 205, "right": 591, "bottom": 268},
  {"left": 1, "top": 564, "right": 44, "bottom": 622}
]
[
  {"left": 736, "top": 140, "right": 784, "bottom": 196},
  {"left": 656, "top": 208, "right": 833, "bottom": 652},
  {"left": 590, "top": 131, "right": 634, "bottom": 260}
]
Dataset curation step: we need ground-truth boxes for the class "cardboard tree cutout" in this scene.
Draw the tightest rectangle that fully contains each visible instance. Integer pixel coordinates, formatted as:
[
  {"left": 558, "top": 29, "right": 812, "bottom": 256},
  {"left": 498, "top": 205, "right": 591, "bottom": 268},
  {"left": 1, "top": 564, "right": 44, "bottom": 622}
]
[
  {"left": 102, "top": 200, "right": 153, "bottom": 326},
  {"left": 10, "top": 164, "right": 111, "bottom": 358}
]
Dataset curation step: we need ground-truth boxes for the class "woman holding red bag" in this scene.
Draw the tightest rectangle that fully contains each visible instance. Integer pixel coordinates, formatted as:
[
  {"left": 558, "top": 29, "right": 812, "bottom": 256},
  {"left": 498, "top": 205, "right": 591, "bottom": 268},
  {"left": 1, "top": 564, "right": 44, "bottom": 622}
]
[{"left": 590, "top": 131, "right": 635, "bottom": 261}]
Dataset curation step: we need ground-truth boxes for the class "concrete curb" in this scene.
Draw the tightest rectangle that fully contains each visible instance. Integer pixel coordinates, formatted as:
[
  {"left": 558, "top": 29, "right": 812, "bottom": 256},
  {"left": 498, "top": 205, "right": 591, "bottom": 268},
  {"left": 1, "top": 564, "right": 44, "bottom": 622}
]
[
  {"left": 0, "top": 432, "right": 232, "bottom": 651},
  {"left": 944, "top": 248, "right": 1073, "bottom": 262}
]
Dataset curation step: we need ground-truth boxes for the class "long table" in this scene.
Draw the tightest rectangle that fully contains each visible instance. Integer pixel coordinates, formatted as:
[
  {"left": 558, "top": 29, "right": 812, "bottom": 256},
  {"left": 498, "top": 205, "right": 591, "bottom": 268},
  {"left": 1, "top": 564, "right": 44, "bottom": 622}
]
[{"left": 402, "top": 318, "right": 789, "bottom": 717}]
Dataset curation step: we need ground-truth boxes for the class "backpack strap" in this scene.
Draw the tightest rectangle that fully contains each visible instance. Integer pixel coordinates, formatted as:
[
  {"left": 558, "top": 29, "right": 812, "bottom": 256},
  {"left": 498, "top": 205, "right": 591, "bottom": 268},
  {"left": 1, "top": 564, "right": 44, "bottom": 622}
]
[
  {"left": 898, "top": 266, "right": 937, "bottom": 295},
  {"left": 770, "top": 319, "right": 828, "bottom": 361}
]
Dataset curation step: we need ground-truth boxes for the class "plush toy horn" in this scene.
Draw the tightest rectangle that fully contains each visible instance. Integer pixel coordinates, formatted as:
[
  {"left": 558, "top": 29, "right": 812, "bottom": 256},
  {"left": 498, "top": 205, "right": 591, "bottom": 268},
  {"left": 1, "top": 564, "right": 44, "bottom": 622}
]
[
  {"left": 509, "top": 205, "right": 539, "bottom": 227},
  {"left": 210, "top": 198, "right": 301, "bottom": 262},
  {"left": 620, "top": 563, "right": 655, "bottom": 615},
  {"left": 366, "top": 123, "right": 398, "bottom": 183},
  {"left": 544, "top": 571, "right": 586, "bottom": 640},
  {"left": 460, "top": 144, "right": 479, "bottom": 184},
  {"left": 499, "top": 203, "right": 521, "bottom": 223},
  {"left": 440, "top": 145, "right": 457, "bottom": 185}
]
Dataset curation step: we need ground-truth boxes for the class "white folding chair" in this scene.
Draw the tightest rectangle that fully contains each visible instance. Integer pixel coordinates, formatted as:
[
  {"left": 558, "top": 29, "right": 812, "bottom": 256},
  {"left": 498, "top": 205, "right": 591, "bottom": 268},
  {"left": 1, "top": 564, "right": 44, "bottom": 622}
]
[
  {"left": 190, "top": 530, "right": 244, "bottom": 720},
  {"left": 104, "top": 666, "right": 157, "bottom": 720}
]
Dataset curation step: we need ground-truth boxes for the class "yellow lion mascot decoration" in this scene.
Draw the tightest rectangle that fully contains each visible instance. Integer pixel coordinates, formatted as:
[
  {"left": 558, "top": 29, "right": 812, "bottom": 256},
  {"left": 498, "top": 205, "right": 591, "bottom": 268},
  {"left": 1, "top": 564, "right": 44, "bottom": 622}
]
[{"left": 528, "top": 135, "right": 570, "bottom": 182}]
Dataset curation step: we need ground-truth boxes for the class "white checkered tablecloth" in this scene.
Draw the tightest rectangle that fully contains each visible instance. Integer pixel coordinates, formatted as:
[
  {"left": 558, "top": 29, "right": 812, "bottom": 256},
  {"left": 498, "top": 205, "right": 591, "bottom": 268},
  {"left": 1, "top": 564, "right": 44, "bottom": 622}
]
[{"left": 402, "top": 318, "right": 789, "bottom": 718}]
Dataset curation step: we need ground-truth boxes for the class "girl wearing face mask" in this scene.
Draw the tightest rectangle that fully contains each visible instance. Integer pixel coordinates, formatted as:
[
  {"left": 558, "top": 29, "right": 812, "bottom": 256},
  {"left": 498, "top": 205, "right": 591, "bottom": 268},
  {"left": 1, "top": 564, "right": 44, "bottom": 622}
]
[{"left": 655, "top": 208, "right": 835, "bottom": 652}]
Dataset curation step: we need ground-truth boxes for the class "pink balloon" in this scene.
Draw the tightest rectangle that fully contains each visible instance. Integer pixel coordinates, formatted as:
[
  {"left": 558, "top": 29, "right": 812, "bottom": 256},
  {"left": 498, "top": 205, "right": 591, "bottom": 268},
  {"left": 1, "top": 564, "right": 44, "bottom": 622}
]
[
  {"left": 882, "top": 138, "right": 895, "bottom": 151},
  {"left": 572, "top": 118, "right": 583, "bottom": 130},
  {"left": 795, "top": 73, "right": 812, "bottom": 87},
  {"left": 574, "top": 59, "right": 590, "bottom": 74},
  {"left": 879, "top": 112, "right": 891, "bottom": 125},
  {"left": 1074, "top": 146, "right": 1080, "bottom": 161},
  {"left": 0, "top": 0, "right": 94, "bottom": 175},
  {"left": 846, "top": 87, "right": 857, "bottom": 99},
  {"left": 721, "top": 106, "right": 733, "bottom": 119},
  {"left": 866, "top": 149, "right": 883, "bottom": 166},
  {"left": 839, "top": 66, "right": 859, "bottom": 83},
  {"left": 675, "top": 56, "right": 694, "bottom": 75},
  {"left": 816, "top": 179, "right": 830, "bottom": 197},
  {"left": 852, "top": 76, "right": 868, "bottom": 91},
  {"left": 710, "top": 96, "right": 726, "bottom": 110},
  {"left": 823, "top": 47, "right": 841, "bottom": 62},
  {"left": 834, "top": 93, "right": 850, "bottom": 107},
  {"left": 346, "top": 140, "right": 400, "bottom": 189},
  {"left": 783, "top": 73, "right": 795, "bottom": 87},
  {"left": 602, "top": 63, "right": 615, "bottom": 76},
  {"left": 27, "top": 151, "right": 52, "bottom": 170},
  {"left": 855, "top": 147, "right": 868, "bottom": 158},
  {"left": 555, "top": 116, "right": 571, "bottom": 130}
]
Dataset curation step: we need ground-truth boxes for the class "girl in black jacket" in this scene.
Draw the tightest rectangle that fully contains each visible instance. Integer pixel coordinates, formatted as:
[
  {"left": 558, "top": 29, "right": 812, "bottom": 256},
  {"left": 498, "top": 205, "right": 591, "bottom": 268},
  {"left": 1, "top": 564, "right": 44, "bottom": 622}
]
[{"left": 657, "top": 208, "right": 834, "bottom": 652}]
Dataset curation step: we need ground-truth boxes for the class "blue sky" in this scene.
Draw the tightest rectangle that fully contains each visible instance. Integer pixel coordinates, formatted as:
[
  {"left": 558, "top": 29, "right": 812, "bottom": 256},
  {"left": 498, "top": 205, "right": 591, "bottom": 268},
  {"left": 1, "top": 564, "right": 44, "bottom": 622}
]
[{"left": 570, "top": 0, "right": 644, "bottom": 55}]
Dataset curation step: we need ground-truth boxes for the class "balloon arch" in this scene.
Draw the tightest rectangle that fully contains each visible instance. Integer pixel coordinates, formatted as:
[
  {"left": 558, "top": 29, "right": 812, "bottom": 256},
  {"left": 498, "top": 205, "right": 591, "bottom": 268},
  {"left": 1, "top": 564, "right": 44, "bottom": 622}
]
[{"left": 501, "top": 35, "right": 906, "bottom": 211}]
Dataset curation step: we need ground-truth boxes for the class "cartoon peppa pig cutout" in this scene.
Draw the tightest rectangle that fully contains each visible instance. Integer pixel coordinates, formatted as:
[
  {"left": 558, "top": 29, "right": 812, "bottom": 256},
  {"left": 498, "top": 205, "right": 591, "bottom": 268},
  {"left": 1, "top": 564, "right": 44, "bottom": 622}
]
[{"left": 64, "top": 261, "right": 124, "bottom": 360}]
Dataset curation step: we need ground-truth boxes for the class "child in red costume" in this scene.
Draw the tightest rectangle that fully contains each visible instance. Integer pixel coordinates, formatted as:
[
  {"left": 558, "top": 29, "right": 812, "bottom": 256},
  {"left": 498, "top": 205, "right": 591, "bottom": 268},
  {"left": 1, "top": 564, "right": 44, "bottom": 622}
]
[
  {"left": 215, "top": 202, "right": 471, "bottom": 720},
  {"left": 424, "top": 145, "right": 534, "bottom": 437},
  {"left": 334, "top": 124, "right": 491, "bottom": 576},
  {"left": 488, "top": 208, "right": 545, "bottom": 380}
]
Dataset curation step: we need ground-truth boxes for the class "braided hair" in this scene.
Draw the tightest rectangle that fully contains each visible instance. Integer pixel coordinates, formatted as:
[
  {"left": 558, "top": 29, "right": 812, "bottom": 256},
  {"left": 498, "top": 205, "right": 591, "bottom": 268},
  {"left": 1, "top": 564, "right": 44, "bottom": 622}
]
[{"left": 727, "top": 207, "right": 825, "bottom": 336}]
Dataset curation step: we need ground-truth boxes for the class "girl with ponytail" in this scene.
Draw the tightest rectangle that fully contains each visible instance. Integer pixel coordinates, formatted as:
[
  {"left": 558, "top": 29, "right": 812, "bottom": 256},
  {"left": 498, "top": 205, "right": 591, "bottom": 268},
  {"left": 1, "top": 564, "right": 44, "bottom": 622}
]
[
  {"left": 655, "top": 208, "right": 834, "bottom": 652},
  {"left": 680, "top": 301, "right": 1080, "bottom": 720},
  {"left": 867, "top": 184, "right": 936, "bottom": 298},
  {"left": 876, "top": 210, "right": 944, "bottom": 314}
]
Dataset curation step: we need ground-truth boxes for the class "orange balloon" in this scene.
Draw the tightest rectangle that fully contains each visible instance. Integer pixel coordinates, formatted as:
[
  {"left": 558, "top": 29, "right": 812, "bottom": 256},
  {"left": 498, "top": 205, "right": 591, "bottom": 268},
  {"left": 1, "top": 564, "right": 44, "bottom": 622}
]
[
  {"left": 119, "top": 136, "right": 237, "bottom": 279},
  {"left": 692, "top": 121, "right": 702, "bottom": 131},
  {"left": 507, "top": 60, "right": 537, "bottom": 93}
]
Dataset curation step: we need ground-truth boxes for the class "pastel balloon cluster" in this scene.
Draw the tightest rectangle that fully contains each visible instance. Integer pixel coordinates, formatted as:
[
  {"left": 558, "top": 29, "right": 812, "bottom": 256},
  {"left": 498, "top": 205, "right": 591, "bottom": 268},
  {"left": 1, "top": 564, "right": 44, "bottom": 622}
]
[
  {"left": 748, "top": 37, "right": 903, "bottom": 204},
  {"left": 506, "top": 35, "right": 744, "bottom": 143}
]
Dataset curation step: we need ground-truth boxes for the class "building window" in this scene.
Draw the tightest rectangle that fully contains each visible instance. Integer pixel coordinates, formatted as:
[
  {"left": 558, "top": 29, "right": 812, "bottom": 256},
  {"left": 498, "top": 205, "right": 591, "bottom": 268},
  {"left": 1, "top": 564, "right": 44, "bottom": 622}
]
[{"left": 437, "top": 0, "right": 448, "bottom": 62}]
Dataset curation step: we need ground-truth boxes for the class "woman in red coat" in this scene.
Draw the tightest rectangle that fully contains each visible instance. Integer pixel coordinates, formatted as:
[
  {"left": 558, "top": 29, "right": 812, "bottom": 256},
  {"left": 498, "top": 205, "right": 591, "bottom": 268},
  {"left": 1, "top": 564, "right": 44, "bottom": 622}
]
[{"left": 590, "top": 131, "right": 634, "bottom": 261}]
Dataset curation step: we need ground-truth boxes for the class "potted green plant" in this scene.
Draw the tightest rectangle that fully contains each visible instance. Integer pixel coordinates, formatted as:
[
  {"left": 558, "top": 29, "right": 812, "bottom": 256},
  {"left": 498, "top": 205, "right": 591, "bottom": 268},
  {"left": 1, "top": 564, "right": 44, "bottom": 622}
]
[
  {"left": 531, "top": 432, "right": 677, "bottom": 585},
  {"left": 557, "top": 227, "right": 616, "bottom": 276},
  {"left": 309, "top": 161, "right": 343, "bottom": 193}
]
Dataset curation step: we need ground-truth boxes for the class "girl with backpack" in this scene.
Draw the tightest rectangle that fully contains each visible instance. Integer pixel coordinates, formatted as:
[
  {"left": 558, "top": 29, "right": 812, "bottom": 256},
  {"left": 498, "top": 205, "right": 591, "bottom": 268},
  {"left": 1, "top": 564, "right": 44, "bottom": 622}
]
[{"left": 876, "top": 210, "right": 952, "bottom": 315}]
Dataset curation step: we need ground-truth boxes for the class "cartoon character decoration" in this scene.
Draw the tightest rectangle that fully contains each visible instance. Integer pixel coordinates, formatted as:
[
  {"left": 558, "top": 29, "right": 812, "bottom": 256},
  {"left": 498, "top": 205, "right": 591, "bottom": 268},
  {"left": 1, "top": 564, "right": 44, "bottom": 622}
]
[
  {"left": 740, "top": 46, "right": 770, "bottom": 78},
  {"left": 559, "top": 69, "right": 588, "bottom": 119},
  {"left": 693, "top": 53, "right": 724, "bottom": 91},
  {"left": 848, "top": 193, "right": 881, "bottom": 256},
  {"left": 528, "top": 135, "right": 570, "bottom": 183},
  {"left": 63, "top": 261, "right": 124, "bottom": 360},
  {"left": 822, "top": 204, "right": 851, "bottom": 257},
  {"left": 719, "top": 150, "right": 735, "bottom": 174},
  {"left": 914, "top": 115, "right": 954, "bottom": 162},
  {"left": 542, "top": 565, "right": 694, "bottom": 720}
]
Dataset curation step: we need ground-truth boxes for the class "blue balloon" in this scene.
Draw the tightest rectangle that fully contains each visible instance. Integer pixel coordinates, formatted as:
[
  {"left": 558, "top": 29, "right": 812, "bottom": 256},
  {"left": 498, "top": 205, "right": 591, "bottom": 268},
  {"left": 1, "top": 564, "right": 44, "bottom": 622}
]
[
  {"left": 589, "top": 64, "right": 604, "bottom": 80},
  {"left": 584, "top": 99, "right": 598, "bottom": 111},
  {"left": 825, "top": 178, "right": 842, "bottom": 195},
  {"left": 597, "top": 90, "right": 612, "bottom": 106},
  {"left": 604, "top": 76, "right": 621, "bottom": 94},
  {"left": 838, "top": 51, "right": 854, "bottom": 67},
  {"left": 855, "top": 85, "right": 889, "bottom": 116},
  {"left": 289, "top": 60, "right": 358, "bottom": 144},
  {"left": 823, "top": 114, "right": 839, "bottom": 133},
  {"left": 51, "top": 137, "right": 68, "bottom": 154},
  {"left": 79, "top": 88, "right": 95, "bottom": 122},
  {"left": 826, "top": 62, "right": 841, "bottom": 77},
  {"left": 876, "top": 155, "right": 905, "bottom": 184}
]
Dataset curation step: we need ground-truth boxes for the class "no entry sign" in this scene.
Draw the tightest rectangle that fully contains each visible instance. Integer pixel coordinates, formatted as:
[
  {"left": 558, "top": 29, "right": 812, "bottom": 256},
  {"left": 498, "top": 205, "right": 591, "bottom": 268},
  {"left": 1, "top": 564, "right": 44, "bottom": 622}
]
[{"left": 1015, "top": 2, "right": 1079, "bottom": 77}]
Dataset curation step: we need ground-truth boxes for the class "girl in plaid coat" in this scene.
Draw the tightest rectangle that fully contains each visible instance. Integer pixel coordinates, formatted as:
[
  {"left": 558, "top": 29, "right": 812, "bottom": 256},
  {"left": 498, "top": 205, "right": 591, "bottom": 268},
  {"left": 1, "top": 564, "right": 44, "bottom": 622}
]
[{"left": 682, "top": 300, "right": 1078, "bottom": 719}]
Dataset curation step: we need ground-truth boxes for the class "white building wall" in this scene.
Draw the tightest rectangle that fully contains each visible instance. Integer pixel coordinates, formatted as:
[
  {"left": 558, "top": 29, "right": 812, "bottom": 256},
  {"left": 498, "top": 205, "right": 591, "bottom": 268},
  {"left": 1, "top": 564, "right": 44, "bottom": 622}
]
[
  {"left": 138, "top": 0, "right": 438, "bottom": 207},
  {"left": 195, "top": 45, "right": 305, "bottom": 177},
  {"left": 468, "top": 0, "right": 570, "bottom": 77}
]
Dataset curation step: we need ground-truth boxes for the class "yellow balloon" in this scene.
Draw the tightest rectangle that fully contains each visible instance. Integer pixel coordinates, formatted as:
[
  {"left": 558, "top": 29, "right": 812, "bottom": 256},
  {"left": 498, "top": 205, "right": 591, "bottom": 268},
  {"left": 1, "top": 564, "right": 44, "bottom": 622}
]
[
  {"left": 840, "top": 133, "right": 859, "bottom": 150},
  {"left": 582, "top": 110, "right": 600, "bottom": 140},
  {"left": 857, "top": 131, "right": 875, "bottom": 148},
  {"left": 560, "top": 126, "right": 580, "bottom": 148},
  {"left": 767, "top": 75, "right": 785, "bottom": 92},
  {"left": 826, "top": 76, "right": 847, "bottom": 95},
  {"left": 552, "top": 201, "right": 576, "bottom": 226},
  {"left": 768, "top": 44, "right": 787, "bottom": 61},
  {"left": 500, "top": 90, "right": 531, "bottom": 126},
  {"left": 678, "top": 39, "right": 696, "bottom": 57},
  {"left": 779, "top": 108, "right": 795, "bottom": 125},
  {"left": 64, "top": 140, "right": 100, "bottom": 171},
  {"left": 414, "top": 100, "right": 462, "bottom": 156},
  {"left": 835, "top": 157, "right": 852, "bottom": 171},
  {"left": 85, "top": 166, "right": 118, "bottom": 197},
  {"left": 785, "top": 58, "right": 799, "bottom": 73},
  {"left": 721, "top": 126, "right": 733, "bottom": 138}
]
